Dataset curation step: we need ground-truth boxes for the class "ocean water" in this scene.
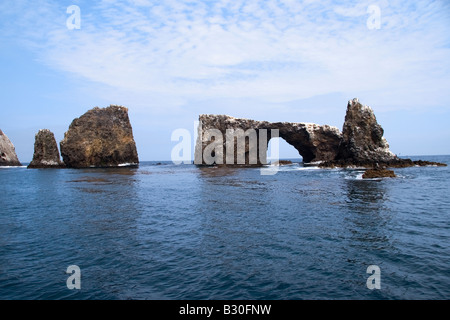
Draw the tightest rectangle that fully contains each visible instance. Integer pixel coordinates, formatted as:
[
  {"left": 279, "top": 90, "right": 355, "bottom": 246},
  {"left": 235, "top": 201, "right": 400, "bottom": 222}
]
[{"left": 0, "top": 155, "right": 449, "bottom": 300}]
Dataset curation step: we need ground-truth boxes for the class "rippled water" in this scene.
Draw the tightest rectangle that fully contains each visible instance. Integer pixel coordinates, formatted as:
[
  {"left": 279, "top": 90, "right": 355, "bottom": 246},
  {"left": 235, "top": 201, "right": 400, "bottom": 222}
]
[{"left": 0, "top": 156, "right": 449, "bottom": 300}]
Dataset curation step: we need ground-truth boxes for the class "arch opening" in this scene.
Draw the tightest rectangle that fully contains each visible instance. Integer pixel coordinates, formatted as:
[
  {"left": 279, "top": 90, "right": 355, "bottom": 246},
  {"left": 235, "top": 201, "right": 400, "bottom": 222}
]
[{"left": 267, "top": 137, "right": 303, "bottom": 163}]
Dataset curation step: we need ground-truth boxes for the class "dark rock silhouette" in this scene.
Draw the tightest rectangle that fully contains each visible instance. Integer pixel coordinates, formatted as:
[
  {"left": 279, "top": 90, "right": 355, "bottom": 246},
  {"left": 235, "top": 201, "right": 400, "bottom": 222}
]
[
  {"left": 28, "top": 129, "right": 65, "bottom": 168},
  {"left": 60, "top": 105, "right": 139, "bottom": 168},
  {"left": 0, "top": 129, "right": 21, "bottom": 166}
]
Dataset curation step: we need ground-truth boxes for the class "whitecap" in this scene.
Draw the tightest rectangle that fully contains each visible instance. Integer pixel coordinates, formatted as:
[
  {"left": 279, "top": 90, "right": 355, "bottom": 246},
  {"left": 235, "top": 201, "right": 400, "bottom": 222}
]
[{"left": 118, "top": 163, "right": 138, "bottom": 167}]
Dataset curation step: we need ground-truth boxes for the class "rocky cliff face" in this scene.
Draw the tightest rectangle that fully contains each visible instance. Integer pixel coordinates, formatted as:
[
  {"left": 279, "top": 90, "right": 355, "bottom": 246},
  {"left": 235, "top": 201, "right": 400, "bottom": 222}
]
[
  {"left": 60, "top": 105, "right": 139, "bottom": 168},
  {"left": 0, "top": 129, "right": 21, "bottom": 166},
  {"left": 195, "top": 115, "right": 342, "bottom": 165},
  {"left": 28, "top": 129, "right": 65, "bottom": 168},
  {"left": 337, "top": 98, "right": 397, "bottom": 163}
]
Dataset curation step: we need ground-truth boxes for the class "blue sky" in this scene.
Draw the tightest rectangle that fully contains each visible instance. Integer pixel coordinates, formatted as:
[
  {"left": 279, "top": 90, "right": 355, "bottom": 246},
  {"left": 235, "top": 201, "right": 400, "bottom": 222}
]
[{"left": 1, "top": 0, "right": 449, "bottom": 162}]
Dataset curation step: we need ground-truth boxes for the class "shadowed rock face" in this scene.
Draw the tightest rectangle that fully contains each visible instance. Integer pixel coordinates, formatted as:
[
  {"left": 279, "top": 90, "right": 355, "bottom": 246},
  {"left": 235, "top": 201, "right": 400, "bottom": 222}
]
[
  {"left": 0, "top": 129, "right": 21, "bottom": 166},
  {"left": 195, "top": 115, "right": 342, "bottom": 165},
  {"left": 28, "top": 129, "right": 65, "bottom": 168},
  {"left": 60, "top": 105, "right": 139, "bottom": 168},
  {"left": 337, "top": 98, "right": 397, "bottom": 163}
]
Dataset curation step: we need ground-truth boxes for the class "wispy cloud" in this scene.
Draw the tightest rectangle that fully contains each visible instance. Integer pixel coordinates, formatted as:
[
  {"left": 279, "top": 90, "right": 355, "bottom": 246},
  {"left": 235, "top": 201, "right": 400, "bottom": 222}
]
[{"left": 2, "top": 0, "right": 450, "bottom": 112}]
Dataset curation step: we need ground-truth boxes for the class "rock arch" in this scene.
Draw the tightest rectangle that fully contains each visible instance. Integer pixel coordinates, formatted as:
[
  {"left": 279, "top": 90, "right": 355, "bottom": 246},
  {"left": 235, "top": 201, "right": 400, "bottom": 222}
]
[
  {"left": 194, "top": 98, "right": 400, "bottom": 166},
  {"left": 194, "top": 115, "right": 342, "bottom": 165}
]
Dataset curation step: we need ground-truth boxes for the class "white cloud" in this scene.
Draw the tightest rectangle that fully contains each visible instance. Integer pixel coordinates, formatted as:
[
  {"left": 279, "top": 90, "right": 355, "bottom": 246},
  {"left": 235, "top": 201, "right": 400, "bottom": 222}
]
[{"left": 2, "top": 0, "right": 450, "bottom": 113}]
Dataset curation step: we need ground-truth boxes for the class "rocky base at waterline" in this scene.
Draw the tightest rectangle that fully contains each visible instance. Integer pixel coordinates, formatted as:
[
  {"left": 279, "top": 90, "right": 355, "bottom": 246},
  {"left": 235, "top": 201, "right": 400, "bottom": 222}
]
[
  {"left": 362, "top": 168, "right": 397, "bottom": 179},
  {"left": 319, "top": 158, "right": 447, "bottom": 169},
  {"left": 60, "top": 105, "right": 139, "bottom": 168},
  {"left": 0, "top": 129, "right": 21, "bottom": 166},
  {"left": 28, "top": 129, "right": 65, "bottom": 169}
]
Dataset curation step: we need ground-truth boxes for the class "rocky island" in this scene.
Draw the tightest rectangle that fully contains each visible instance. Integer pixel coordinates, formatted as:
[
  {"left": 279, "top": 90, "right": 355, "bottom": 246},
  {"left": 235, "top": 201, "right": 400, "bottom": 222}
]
[
  {"left": 0, "top": 129, "right": 21, "bottom": 167},
  {"left": 28, "top": 129, "right": 65, "bottom": 168},
  {"left": 195, "top": 98, "right": 446, "bottom": 174},
  {"left": 60, "top": 105, "right": 139, "bottom": 168}
]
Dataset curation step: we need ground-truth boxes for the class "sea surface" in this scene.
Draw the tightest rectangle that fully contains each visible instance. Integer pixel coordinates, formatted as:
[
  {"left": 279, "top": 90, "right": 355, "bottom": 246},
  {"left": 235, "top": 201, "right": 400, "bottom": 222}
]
[{"left": 0, "top": 155, "right": 449, "bottom": 300}]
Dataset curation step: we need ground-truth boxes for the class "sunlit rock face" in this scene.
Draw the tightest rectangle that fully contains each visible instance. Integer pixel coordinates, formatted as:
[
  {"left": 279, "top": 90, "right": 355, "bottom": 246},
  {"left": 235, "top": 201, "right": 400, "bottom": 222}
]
[
  {"left": 60, "top": 105, "right": 139, "bottom": 168},
  {"left": 28, "top": 129, "right": 65, "bottom": 168},
  {"left": 0, "top": 129, "right": 21, "bottom": 167}
]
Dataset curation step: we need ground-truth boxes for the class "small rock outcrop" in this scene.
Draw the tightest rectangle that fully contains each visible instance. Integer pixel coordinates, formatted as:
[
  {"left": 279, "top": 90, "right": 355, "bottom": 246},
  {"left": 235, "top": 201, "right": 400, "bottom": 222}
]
[
  {"left": 0, "top": 129, "right": 21, "bottom": 166},
  {"left": 337, "top": 98, "right": 397, "bottom": 163},
  {"left": 362, "top": 168, "right": 397, "bottom": 179},
  {"left": 28, "top": 129, "right": 65, "bottom": 168},
  {"left": 273, "top": 160, "right": 293, "bottom": 166},
  {"left": 60, "top": 105, "right": 139, "bottom": 168}
]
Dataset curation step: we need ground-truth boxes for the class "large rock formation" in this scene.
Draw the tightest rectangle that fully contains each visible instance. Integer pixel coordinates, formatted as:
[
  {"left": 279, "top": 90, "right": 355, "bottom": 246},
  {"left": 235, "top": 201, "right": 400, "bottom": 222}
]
[
  {"left": 0, "top": 129, "right": 21, "bottom": 166},
  {"left": 195, "top": 98, "right": 446, "bottom": 168},
  {"left": 336, "top": 98, "right": 397, "bottom": 163},
  {"left": 60, "top": 105, "right": 139, "bottom": 168},
  {"left": 195, "top": 115, "right": 342, "bottom": 165},
  {"left": 319, "top": 99, "right": 446, "bottom": 168},
  {"left": 28, "top": 129, "right": 65, "bottom": 168}
]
